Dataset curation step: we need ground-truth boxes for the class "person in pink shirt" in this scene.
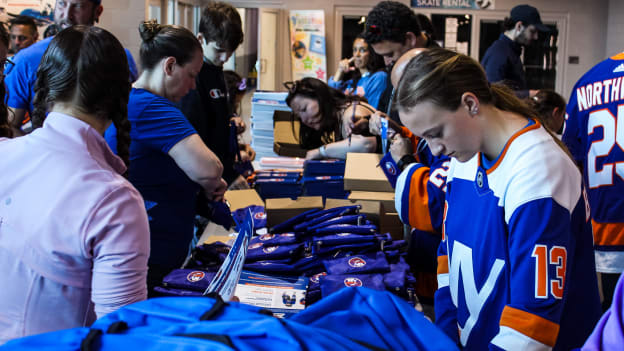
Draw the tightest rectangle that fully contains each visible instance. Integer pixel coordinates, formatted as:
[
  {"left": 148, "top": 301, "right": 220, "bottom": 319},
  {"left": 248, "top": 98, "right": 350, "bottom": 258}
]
[{"left": 0, "top": 25, "right": 150, "bottom": 344}]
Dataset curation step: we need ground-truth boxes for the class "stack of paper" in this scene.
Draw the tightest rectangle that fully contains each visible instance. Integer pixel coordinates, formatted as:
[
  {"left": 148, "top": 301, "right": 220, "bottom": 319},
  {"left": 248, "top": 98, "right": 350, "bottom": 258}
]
[{"left": 250, "top": 91, "right": 291, "bottom": 160}]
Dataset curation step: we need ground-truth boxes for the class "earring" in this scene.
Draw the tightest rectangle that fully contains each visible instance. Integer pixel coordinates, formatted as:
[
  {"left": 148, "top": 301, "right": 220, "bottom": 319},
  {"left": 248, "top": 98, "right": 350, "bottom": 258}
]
[{"left": 470, "top": 108, "right": 478, "bottom": 115}]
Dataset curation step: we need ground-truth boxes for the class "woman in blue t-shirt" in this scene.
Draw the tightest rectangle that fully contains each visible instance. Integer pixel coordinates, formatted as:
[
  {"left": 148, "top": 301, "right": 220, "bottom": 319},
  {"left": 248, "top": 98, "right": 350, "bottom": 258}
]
[
  {"left": 105, "top": 21, "right": 227, "bottom": 294},
  {"left": 328, "top": 34, "right": 387, "bottom": 109}
]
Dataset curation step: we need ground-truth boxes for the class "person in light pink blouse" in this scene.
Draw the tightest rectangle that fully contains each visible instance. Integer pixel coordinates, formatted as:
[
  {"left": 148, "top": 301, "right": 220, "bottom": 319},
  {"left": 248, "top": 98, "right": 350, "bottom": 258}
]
[{"left": 0, "top": 25, "right": 150, "bottom": 344}]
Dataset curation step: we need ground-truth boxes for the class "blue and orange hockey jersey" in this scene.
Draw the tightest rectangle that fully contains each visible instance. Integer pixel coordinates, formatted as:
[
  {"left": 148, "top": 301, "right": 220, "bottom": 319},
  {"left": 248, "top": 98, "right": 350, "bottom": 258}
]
[
  {"left": 563, "top": 52, "right": 624, "bottom": 274},
  {"left": 396, "top": 121, "right": 600, "bottom": 350}
]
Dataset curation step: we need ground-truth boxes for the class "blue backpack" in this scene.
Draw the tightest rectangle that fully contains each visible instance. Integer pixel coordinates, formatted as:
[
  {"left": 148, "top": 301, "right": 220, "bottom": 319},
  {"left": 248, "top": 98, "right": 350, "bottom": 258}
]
[{"left": 1, "top": 293, "right": 388, "bottom": 351}]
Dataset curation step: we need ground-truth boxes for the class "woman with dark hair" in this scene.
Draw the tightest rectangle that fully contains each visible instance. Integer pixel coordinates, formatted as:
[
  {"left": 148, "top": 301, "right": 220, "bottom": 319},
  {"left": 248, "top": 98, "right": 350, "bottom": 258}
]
[
  {"left": 0, "top": 26, "right": 150, "bottom": 343},
  {"left": 223, "top": 70, "right": 255, "bottom": 163},
  {"left": 329, "top": 34, "right": 387, "bottom": 109},
  {"left": 105, "top": 21, "right": 227, "bottom": 293},
  {"left": 394, "top": 47, "right": 600, "bottom": 350},
  {"left": 0, "top": 22, "right": 11, "bottom": 138},
  {"left": 286, "top": 77, "right": 378, "bottom": 159},
  {"left": 526, "top": 89, "right": 566, "bottom": 136}
]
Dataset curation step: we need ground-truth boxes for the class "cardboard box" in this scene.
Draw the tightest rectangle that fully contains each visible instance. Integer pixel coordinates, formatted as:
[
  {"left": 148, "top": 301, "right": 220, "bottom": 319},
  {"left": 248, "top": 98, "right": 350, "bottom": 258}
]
[
  {"left": 344, "top": 152, "right": 394, "bottom": 193},
  {"left": 224, "top": 189, "right": 264, "bottom": 212},
  {"left": 349, "top": 191, "right": 396, "bottom": 213},
  {"left": 265, "top": 196, "right": 323, "bottom": 227},
  {"left": 273, "top": 111, "right": 307, "bottom": 158},
  {"left": 380, "top": 202, "right": 406, "bottom": 241}
]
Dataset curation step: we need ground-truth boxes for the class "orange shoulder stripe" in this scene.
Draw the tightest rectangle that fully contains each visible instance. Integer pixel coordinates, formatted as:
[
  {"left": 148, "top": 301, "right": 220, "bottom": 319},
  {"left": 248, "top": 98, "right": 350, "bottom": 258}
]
[
  {"left": 437, "top": 255, "right": 449, "bottom": 275},
  {"left": 592, "top": 221, "right": 624, "bottom": 246},
  {"left": 407, "top": 166, "right": 434, "bottom": 232}
]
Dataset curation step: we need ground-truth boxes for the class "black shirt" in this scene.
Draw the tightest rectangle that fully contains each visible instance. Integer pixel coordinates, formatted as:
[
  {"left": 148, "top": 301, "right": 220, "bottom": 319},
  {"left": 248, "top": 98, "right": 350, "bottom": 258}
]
[{"left": 177, "top": 61, "right": 238, "bottom": 184}]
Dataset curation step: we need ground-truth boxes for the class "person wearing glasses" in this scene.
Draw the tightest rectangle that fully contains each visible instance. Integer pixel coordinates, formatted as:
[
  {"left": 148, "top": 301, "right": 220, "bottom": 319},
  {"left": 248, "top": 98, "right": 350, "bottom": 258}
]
[
  {"left": 285, "top": 77, "right": 378, "bottom": 160},
  {"left": 328, "top": 34, "right": 387, "bottom": 109},
  {"left": 362, "top": 1, "right": 435, "bottom": 126},
  {"left": 0, "top": 26, "right": 149, "bottom": 344},
  {"left": 105, "top": 21, "right": 227, "bottom": 295}
]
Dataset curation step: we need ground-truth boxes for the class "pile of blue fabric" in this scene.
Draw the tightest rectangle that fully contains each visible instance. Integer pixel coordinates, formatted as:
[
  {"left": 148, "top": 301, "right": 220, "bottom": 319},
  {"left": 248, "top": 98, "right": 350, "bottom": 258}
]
[
  {"left": 243, "top": 205, "right": 416, "bottom": 307},
  {"left": 252, "top": 171, "right": 302, "bottom": 199},
  {"left": 302, "top": 159, "right": 349, "bottom": 199}
]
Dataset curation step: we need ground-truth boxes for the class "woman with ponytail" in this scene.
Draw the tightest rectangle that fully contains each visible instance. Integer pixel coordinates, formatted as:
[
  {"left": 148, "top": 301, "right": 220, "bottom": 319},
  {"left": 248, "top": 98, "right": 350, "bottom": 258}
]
[
  {"left": 393, "top": 47, "right": 600, "bottom": 350},
  {"left": 105, "top": 21, "right": 227, "bottom": 294},
  {"left": 0, "top": 26, "right": 150, "bottom": 344}
]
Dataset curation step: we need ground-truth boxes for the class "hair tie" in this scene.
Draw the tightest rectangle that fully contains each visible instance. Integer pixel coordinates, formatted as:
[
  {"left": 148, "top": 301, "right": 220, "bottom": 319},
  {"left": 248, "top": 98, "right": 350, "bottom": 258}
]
[{"left": 238, "top": 78, "right": 247, "bottom": 91}]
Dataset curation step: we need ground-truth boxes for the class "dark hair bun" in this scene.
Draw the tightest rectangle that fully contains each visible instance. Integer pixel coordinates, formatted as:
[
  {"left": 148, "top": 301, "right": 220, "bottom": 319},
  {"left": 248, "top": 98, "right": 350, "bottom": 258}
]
[{"left": 139, "top": 20, "right": 162, "bottom": 42}]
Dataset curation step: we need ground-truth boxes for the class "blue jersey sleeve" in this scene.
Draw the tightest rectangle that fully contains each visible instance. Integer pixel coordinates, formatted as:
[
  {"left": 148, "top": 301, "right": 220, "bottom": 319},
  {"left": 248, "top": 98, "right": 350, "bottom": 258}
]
[
  {"left": 5, "top": 47, "right": 37, "bottom": 110},
  {"left": 360, "top": 71, "right": 388, "bottom": 109},
  {"left": 135, "top": 99, "right": 197, "bottom": 154},
  {"left": 395, "top": 160, "right": 449, "bottom": 233},
  {"left": 435, "top": 228, "right": 460, "bottom": 344},
  {"left": 562, "top": 87, "right": 583, "bottom": 164}
]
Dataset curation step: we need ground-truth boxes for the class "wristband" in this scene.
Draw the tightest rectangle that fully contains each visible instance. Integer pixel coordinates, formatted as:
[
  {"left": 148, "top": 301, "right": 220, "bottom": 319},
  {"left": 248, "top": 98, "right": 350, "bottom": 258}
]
[
  {"left": 396, "top": 154, "right": 417, "bottom": 171},
  {"left": 319, "top": 145, "right": 328, "bottom": 158}
]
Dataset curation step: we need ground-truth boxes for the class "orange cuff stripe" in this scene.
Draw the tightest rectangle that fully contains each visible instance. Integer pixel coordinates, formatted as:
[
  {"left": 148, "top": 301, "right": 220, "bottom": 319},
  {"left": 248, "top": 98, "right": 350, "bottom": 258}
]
[
  {"left": 499, "top": 306, "right": 559, "bottom": 347},
  {"left": 592, "top": 221, "right": 624, "bottom": 246},
  {"left": 437, "top": 255, "right": 449, "bottom": 275},
  {"left": 407, "top": 167, "right": 434, "bottom": 232}
]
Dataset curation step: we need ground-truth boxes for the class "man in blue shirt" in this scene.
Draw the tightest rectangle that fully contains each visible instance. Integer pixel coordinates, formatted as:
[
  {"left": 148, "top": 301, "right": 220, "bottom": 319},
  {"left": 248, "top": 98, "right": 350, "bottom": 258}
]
[
  {"left": 5, "top": 0, "right": 138, "bottom": 135},
  {"left": 481, "top": 4, "right": 548, "bottom": 98}
]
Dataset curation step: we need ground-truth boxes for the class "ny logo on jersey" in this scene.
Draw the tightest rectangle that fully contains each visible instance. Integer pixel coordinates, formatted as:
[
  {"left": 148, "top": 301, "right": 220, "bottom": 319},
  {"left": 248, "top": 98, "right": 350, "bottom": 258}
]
[{"left": 449, "top": 241, "right": 505, "bottom": 346}]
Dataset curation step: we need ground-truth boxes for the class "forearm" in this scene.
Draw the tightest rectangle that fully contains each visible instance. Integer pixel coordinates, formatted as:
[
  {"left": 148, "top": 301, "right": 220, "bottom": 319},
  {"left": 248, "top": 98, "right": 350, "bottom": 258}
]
[{"left": 309, "top": 136, "right": 377, "bottom": 160}]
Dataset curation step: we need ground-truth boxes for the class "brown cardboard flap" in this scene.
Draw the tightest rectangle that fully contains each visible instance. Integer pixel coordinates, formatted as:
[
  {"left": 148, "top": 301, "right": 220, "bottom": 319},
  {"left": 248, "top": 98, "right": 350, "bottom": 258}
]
[
  {"left": 273, "top": 118, "right": 307, "bottom": 157},
  {"left": 266, "top": 196, "right": 323, "bottom": 227},
  {"left": 349, "top": 191, "right": 395, "bottom": 213},
  {"left": 224, "top": 189, "right": 264, "bottom": 212},
  {"left": 344, "top": 152, "right": 393, "bottom": 192}
]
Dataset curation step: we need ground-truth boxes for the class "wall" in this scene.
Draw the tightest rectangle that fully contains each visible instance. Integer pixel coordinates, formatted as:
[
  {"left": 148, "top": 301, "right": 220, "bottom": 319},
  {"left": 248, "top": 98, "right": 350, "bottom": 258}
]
[
  {"left": 228, "top": 0, "right": 611, "bottom": 99},
  {"left": 98, "top": 0, "right": 146, "bottom": 70},
  {"left": 606, "top": 0, "right": 624, "bottom": 58}
]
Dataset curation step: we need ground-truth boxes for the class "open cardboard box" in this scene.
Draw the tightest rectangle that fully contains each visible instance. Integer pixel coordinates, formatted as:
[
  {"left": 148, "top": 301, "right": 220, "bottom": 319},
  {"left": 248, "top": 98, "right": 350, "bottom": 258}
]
[
  {"left": 348, "top": 190, "right": 396, "bottom": 213},
  {"left": 265, "top": 196, "right": 324, "bottom": 228},
  {"left": 224, "top": 189, "right": 264, "bottom": 212},
  {"left": 344, "top": 152, "right": 394, "bottom": 193},
  {"left": 273, "top": 110, "right": 307, "bottom": 158}
]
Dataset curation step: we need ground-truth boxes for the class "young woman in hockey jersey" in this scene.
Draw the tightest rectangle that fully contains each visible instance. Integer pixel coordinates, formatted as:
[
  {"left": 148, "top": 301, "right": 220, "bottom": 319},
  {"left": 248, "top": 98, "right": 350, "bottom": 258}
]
[{"left": 394, "top": 47, "right": 600, "bottom": 350}]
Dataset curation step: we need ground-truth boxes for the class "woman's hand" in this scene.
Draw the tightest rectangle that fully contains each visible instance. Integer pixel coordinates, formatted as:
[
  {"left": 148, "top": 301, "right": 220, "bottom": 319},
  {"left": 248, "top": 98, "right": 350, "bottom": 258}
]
[
  {"left": 230, "top": 116, "right": 246, "bottom": 134},
  {"left": 390, "top": 134, "right": 413, "bottom": 163},
  {"left": 210, "top": 178, "right": 228, "bottom": 202},
  {"left": 333, "top": 57, "right": 354, "bottom": 82},
  {"left": 239, "top": 144, "right": 256, "bottom": 162}
]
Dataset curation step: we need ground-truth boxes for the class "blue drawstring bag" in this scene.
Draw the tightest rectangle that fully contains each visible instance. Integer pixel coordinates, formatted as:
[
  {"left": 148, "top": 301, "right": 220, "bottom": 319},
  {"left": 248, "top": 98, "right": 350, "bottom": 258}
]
[
  {"left": 319, "top": 274, "right": 386, "bottom": 298},
  {"left": 292, "top": 287, "right": 460, "bottom": 351},
  {"left": 161, "top": 269, "right": 216, "bottom": 292},
  {"left": 323, "top": 251, "right": 390, "bottom": 275}
]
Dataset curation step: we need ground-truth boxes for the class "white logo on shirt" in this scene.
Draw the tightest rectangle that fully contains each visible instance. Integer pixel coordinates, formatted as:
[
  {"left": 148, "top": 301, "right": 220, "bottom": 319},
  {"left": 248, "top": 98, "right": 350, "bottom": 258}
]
[
  {"left": 449, "top": 241, "right": 505, "bottom": 346},
  {"left": 614, "top": 63, "right": 624, "bottom": 73}
]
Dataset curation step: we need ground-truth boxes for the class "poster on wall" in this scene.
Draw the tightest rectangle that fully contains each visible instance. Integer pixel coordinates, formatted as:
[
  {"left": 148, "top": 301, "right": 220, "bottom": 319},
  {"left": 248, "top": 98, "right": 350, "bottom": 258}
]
[
  {"left": 411, "top": 0, "right": 494, "bottom": 10},
  {"left": 289, "top": 10, "right": 327, "bottom": 82}
]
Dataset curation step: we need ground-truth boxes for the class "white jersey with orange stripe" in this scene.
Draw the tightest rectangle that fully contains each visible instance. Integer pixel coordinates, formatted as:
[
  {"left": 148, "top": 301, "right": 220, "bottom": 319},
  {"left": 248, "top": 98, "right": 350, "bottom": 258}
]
[{"left": 398, "top": 121, "right": 601, "bottom": 350}]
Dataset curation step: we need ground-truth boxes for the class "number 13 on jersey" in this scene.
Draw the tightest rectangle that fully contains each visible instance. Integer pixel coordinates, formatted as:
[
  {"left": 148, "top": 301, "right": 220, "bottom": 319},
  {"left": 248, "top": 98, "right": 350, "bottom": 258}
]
[{"left": 532, "top": 245, "right": 567, "bottom": 299}]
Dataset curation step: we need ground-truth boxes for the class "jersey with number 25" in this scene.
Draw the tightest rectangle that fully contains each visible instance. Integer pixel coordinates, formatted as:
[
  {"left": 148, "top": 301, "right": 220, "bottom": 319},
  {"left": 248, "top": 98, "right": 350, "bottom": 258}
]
[{"left": 563, "top": 52, "right": 624, "bottom": 273}]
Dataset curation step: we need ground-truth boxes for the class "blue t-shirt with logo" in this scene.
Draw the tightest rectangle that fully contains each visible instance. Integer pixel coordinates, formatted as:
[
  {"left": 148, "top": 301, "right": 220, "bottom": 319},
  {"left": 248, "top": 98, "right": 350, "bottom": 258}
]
[
  {"left": 105, "top": 88, "right": 198, "bottom": 271},
  {"left": 5, "top": 36, "right": 138, "bottom": 115}
]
